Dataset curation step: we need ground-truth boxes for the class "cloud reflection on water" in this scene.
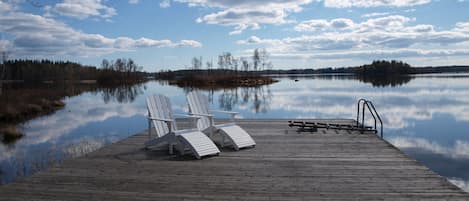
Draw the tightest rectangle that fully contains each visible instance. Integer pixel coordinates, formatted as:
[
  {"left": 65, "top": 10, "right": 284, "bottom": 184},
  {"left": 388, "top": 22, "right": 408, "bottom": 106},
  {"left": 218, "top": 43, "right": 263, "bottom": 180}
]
[
  {"left": 388, "top": 137, "right": 469, "bottom": 159},
  {"left": 2, "top": 75, "right": 469, "bottom": 191},
  {"left": 449, "top": 178, "right": 469, "bottom": 193}
]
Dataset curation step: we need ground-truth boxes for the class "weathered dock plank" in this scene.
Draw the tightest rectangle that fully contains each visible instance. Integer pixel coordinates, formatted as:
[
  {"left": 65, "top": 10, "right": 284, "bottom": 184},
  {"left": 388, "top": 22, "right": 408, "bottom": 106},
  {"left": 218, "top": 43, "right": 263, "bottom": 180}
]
[{"left": 0, "top": 119, "right": 468, "bottom": 201}]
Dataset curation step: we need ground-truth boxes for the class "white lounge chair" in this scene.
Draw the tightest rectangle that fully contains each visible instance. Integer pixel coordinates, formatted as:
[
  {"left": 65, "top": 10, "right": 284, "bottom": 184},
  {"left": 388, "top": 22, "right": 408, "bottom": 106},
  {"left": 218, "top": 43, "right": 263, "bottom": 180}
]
[
  {"left": 145, "top": 94, "right": 220, "bottom": 159},
  {"left": 186, "top": 91, "right": 256, "bottom": 150}
]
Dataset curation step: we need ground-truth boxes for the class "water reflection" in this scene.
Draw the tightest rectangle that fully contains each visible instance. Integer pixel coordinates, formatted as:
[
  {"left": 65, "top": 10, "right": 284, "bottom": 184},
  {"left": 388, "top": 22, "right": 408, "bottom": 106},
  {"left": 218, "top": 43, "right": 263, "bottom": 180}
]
[
  {"left": 388, "top": 137, "right": 469, "bottom": 160},
  {"left": 0, "top": 82, "right": 147, "bottom": 184},
  {"left": 388, "top": 136, "right": 469, "bottom": 192},
  {"left": 275, "top": 74, "right": 413, "bottom": 87},
  {"left": 217, "top": 87, "right": 272, "bottom": 113},
  {"left": 356, "top": 75, "right": 412, "bottom": 87},
  {"left": 1, "top": 75, "right": 469, "bottom": 193},
  {"left": 1, "top": 137, "right": 109, "bottom": 184},
  {"left": 182, "top": 85, "right": 272, "bottom": 113},
  {"left": 100, "top": 83, "right": 145, "bottom": 104}
]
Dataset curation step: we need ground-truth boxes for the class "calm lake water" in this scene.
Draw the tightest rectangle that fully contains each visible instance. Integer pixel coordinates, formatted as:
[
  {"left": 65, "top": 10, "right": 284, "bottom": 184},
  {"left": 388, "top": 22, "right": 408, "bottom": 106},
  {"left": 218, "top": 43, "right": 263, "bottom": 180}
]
[{"left": 1, "top": 74, "right": 469, "bottom": 192}]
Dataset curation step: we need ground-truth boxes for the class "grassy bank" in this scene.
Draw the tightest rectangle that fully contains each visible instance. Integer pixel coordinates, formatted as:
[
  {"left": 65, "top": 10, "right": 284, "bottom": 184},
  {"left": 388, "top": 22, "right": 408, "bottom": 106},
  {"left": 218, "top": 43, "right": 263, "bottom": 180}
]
[
  {"left": 0, "top": 85, "right": 68, "bottom": 144},
  {"left": 0, "top": 87, "right": 67, "bottom": 123}
]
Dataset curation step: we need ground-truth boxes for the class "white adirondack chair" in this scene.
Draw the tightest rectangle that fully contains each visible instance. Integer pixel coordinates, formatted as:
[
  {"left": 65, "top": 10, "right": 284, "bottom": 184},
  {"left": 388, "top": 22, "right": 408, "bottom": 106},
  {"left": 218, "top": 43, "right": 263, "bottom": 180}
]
[
  {"left": 186, "top": 91, "right": 256, "bottom": 150},
  {"left": 145, "top": 94, "right": 220, "bottom": 159}
]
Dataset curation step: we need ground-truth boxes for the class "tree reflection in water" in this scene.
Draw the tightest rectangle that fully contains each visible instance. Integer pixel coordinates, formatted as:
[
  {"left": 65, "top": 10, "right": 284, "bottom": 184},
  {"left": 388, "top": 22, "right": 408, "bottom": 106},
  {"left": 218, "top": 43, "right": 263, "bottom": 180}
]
[
  {"left": 283, "top": 74, "right": 413, "bottom": 87},
  {"left": 100, "top": 83, "right": 145, "bottom": 104},
  {"left": 184, "top": 85, "right": 272, "bottom": 113}
]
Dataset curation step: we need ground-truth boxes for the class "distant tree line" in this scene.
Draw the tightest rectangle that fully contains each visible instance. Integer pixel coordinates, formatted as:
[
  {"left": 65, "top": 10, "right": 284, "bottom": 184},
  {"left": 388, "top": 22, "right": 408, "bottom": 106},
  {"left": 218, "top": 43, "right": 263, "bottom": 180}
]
[
  {"left": 263, "top": 60, "right": 469, "bottom": 75},
  {"left": 1, "top": 59, "right": 98, "bottom": 82},
  {"left": 0, "top": 58, "right": 146, "bottom": 84}
]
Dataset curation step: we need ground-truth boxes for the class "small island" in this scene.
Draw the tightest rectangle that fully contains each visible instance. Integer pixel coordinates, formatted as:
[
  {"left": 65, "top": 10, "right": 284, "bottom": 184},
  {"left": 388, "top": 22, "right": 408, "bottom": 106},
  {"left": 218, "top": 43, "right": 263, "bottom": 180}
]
[{"left": 156, "top": 49, "right": 278, "bottom": 89}]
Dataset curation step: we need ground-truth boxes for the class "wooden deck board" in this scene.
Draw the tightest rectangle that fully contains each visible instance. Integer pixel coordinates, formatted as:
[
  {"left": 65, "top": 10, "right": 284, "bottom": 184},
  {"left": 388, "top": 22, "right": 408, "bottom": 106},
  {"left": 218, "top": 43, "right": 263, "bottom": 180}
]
[{"left": 1, "top": 119, "right": 468, "bottom": 201}]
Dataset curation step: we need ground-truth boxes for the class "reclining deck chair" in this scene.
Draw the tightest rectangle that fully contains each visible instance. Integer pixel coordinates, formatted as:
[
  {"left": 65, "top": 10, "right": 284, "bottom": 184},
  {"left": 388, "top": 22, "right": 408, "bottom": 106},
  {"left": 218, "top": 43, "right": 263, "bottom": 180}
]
[
  {"left": 145, "top": 94, "right": 220, "bottom": 159},
  {"left": 186, "top": 91, "right": 256, "bottom": 150}
]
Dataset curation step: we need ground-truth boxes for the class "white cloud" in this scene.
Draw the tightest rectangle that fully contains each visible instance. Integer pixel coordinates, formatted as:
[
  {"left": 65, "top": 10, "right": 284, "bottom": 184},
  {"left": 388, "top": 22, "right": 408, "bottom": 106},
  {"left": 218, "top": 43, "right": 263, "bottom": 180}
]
[
  {"left": 239, "top": 16, "right": 469, "bottom": 61},
  {"left": 129, "top": 0, "right": 140, "bottom": 4},
  {"left": 51, "top": 0, "right": 116, "bottom": 20},
  {"left": 361, "top": 12, "right": 391, "bottom": 18},
  {"left": 160, "top": 0, "right": 171, "bottom": 8},
  {"left": 294, "top": 15, "right": 412, "bottom": 32},
  {"left": 0, "top": 39, "right": 11, "bottom": 52},
  {"left": 455, "top": 22, "right": 469, "bottom": 33},
  {"left": 270, "top": 49, "right": 469, "bottom": 60},
  {"left": 178, "top": 40, "right": 202, "bottom": 47},
  {"left": 295, "top": 18, "right": 355, "bottom": 32},
  {"left": 170, "top": 0, "right": 434, "bottom": 34},
  {"left": 177, "top": 0, "right": 316, "bottom": 34},
  {"left": 0, "top": 7, "right": 202, "bottom": 58},
  {"left": 0, "top": 1, "right": 13, "bottom": 12},
  {"left": 360, "top": 15, "right": 413, "bottom": 31},
  {"left": 197, "top": 8, "right": 287, "bottom": 35},
  {"left": 324, "top": 0, "right": 432, "bottom": 8}
]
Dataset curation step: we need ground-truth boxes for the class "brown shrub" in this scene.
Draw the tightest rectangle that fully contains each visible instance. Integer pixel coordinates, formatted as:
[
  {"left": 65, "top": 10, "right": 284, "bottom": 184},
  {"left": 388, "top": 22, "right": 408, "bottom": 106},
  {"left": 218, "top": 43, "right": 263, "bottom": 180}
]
[
  {"left": 1, "top": 125, "right": 24, "bottom": 144},
  {"left": 26, "top": 104, "right": 43, "bottom": 114}
]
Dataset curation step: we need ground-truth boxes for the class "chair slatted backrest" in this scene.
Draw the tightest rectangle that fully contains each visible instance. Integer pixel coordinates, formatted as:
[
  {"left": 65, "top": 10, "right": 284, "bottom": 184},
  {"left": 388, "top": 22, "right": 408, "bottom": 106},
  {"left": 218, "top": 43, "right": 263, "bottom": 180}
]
[
  {"left": 187, "top": 91, "right": 211, "bottom": 131},
  {"left": 147, "top": 94, "right": 177, "bottom": 138}
]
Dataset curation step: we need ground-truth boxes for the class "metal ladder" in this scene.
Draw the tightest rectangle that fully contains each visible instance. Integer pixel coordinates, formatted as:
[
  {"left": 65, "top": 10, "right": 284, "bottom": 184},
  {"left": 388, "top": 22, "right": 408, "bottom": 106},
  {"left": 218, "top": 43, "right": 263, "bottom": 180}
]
[
  {"left": 288, "top": 99, "right": 384, "bottom": 137},
  {"left": 357, "top": 98, "right": 384, "bottom": 138}
]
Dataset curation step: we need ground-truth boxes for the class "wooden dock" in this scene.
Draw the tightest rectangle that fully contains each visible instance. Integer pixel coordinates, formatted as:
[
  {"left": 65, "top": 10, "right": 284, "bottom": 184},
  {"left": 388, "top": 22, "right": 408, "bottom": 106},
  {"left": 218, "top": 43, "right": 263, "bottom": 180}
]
[{"left": 1, "top": 119, "right": 468, "bottom": 200}]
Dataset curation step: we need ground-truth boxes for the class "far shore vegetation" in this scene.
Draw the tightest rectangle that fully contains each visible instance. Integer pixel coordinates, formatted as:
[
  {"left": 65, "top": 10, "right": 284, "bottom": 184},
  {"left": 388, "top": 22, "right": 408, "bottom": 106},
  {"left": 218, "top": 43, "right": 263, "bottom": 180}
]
[
  {"left": 0, "top": 55, "right": 147, "bottom": 144},
  {"left": 159, "top": 59, "right": 469, "bottom": 87},
  {"left": 262, "top": 60, "right": 469, "bottom": 75}
]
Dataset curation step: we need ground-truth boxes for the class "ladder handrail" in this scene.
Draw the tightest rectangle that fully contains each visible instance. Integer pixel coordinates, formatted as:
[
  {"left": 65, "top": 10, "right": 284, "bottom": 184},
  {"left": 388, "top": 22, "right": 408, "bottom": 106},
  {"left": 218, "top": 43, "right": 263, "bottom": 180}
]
[
  {"left": 367, "top": 101, "right": 383, "bottom": 138},
  {"left": 356, "top": 98, "right": 367, "bottom": 128},
  {"left": 356, "top": 99, "right": 383, "bottom": 138}
]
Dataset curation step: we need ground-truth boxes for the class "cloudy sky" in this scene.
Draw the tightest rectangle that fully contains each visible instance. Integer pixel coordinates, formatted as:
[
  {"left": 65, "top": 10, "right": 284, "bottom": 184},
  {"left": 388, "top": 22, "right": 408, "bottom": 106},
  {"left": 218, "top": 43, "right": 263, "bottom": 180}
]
[{"left": 1, "top": 0, "right": 469, "bottom": 71}]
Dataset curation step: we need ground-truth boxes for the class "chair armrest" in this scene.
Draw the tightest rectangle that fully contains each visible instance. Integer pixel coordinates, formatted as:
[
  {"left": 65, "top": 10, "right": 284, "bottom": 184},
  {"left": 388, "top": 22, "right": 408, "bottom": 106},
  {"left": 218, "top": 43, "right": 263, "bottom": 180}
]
[
  {"left": 209, "top": 110, "right": 238, "bottom": 121},
  {"left": 174, "top": 113, "right": 201, "bottom": 119},
  {"left": 148, "top": 116, "right": 173, "bottom": 122},
  {"left": 210, "top": 110, "right": 239, "bottom": 115},
  {"left": 148, "top": 116, "right": 174, "bottom": 134},
  {"left": 190, "top": 113, "right": 214, "bottom": 117}
]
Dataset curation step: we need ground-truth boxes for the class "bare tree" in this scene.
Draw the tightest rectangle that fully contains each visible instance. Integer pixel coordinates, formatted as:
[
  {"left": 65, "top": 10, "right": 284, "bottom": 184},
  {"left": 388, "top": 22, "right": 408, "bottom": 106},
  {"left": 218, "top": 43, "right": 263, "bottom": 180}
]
[
  {"left": 206, "top": 59, "right": 213, "bottom": 70},
  {"left": 259, "top": 48, "right": 272, "bottom": 71},
  {"left": 191, "top": 56, "right": 202, "bottom": 70},
  {"left": 252, "top": 48, "right": 260, "bottom": 71},
  {"left": 218, "top": 55, "right": 224, "bottom": 69},
  {"left": 224, "top": 52, "right": 233, "bottom": 70},
  {"left": 1, "top": 51, "right": 7, "bottom": 78},
  {"left": 101, "top": 59, "right": 110, "bottom": 70},
  {"left": 240, "top": 57, "right": 249, "bottom": 72},
  {"left": 232, "top": 58, "right": 239, "bottom": 72},
  {"left": 0, "top": 51, "right": 7, "bottom": 94}
]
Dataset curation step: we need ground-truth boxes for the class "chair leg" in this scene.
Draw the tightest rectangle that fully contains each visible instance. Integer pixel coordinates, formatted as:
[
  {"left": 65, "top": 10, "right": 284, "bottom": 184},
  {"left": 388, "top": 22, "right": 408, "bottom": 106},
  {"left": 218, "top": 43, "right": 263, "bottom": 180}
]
[
  {"left": 221, "top": 134, "right": 225, "bottom": 147},
  {"left": 178, "top": 142, "right": 185, "bottom": 156},
  {"left": 169, "top": 143, "right": 174, "bottom": 155},
  {"left": 148, "top": 119, "right": 151, "bottom": 138}
]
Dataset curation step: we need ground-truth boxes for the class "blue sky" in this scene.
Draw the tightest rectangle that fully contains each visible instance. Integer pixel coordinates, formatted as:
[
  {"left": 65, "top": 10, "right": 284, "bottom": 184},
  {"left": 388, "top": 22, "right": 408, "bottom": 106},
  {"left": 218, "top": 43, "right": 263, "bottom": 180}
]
[{"left": 1, "top": 0, "right": 469, "bottom": 71}]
